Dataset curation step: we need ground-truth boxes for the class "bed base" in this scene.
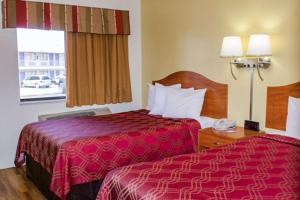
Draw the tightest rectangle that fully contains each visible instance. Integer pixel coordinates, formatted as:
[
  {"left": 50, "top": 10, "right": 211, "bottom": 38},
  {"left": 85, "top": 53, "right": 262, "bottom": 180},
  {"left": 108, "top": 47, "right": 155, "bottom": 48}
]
[{"left": 26, "top": 155, "right": 102, "bottom": 200}]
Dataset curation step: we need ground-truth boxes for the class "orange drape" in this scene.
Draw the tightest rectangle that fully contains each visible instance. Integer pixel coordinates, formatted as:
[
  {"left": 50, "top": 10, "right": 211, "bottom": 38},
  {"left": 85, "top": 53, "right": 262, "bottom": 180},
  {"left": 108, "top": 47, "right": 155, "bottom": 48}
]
[{"left": 66, "top": 33, "right": 132, "bottom": 107}]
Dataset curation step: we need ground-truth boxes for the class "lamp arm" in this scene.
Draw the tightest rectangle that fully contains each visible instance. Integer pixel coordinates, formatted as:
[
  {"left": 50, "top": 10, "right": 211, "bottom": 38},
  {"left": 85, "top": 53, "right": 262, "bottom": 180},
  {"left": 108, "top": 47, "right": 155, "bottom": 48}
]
[
  {"left": 256, "top": 58, "right": 264, "bottom": 81},
  {"left": 230, "top": 58, "right": 237, "bottom": 80}
]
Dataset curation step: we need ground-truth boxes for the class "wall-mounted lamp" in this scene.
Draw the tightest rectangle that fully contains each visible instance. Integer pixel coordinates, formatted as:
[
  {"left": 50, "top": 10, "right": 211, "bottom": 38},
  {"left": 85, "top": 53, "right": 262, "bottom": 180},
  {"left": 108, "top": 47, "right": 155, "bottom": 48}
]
[
  {"left": 247, "top": 34, "right": 272, "bottom": 80},
  {"left": 220, "top": 36, "right": 244, "bottom": 80},
  {"left": 221, "top": 34, "right": 272, "bottom": 120}
]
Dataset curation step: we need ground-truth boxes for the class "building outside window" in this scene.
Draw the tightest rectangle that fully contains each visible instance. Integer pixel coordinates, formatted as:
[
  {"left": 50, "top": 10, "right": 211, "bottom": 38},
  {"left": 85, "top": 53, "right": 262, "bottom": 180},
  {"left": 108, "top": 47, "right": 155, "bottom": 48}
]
[
  {"left": 49, "top": 53, "right": 54, "bottom": 66},
  {"left": 17, "top": 29, "right": 66, "bottom": 102},
  {"left": 19, "top": 52, "right": 25, "bottom": 66}
]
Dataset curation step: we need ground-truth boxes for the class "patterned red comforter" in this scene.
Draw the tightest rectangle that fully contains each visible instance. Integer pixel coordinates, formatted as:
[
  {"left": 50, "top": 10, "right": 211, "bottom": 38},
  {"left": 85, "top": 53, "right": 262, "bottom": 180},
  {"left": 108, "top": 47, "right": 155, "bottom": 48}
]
[
  {"left": 97, "top": 134, "right": 300, "bottom": 200},
  {"left": 15, "top": 110, "right": 200, "bottom": 199}
]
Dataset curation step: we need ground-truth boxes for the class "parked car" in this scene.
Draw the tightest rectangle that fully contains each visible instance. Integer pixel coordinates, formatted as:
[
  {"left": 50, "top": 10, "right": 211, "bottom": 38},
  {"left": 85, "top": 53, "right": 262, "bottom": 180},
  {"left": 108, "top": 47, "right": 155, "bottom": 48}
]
[
  {"left": 53, "top": 75, "right": 66, "bottom": 85},
  {"left": 22, "top": 75, "right": 52, "bottom": 88},
  {"left": 60, "top": 78, "right": 66, "bottom": 94}
]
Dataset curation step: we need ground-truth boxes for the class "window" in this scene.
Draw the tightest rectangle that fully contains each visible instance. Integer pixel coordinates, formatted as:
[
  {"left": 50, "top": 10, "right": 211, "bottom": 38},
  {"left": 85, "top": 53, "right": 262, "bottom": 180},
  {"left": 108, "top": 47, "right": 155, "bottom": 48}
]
[
  {"left": 55, "top": 53, "right": 60, "bottom": 66},
  {"left": 19, "top": 52, "right": 25, "bottom": 66},
  {"left": 49, "top": 53, "right": 54, "bottom": 66},
  {"left": 17, "top": 29, "right": 66, "bottom": 102}
]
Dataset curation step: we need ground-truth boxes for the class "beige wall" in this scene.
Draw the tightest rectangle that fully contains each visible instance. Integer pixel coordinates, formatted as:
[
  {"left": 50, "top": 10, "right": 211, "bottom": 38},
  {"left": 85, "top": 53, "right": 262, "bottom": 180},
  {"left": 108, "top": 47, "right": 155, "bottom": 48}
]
[{"left": 142, "top": 0, "right": 300, "bottom": 130}]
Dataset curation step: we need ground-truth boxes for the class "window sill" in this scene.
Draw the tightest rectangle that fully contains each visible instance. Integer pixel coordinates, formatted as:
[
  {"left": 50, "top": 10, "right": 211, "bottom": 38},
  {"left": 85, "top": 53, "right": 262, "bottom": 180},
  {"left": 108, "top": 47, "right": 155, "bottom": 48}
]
[{"left": 20, "top": 96, "right": 66, "bottom": 105}]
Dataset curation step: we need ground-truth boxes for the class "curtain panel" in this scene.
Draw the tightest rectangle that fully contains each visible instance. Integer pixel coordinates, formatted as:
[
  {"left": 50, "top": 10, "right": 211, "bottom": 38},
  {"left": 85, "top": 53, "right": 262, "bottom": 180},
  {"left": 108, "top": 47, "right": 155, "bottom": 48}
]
[
  {"left": 66, "top": 33, "right": 132, "bottom": 107},
  {"left": 2, "top": 0, "right": 130, "bottom": 35}
]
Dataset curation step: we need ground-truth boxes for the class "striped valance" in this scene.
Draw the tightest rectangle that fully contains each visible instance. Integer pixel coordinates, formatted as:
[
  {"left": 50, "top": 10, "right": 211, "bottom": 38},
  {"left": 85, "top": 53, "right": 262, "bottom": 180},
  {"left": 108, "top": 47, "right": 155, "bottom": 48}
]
[{"left": 2, "top": 0, "right": 130, "bottom": 35}]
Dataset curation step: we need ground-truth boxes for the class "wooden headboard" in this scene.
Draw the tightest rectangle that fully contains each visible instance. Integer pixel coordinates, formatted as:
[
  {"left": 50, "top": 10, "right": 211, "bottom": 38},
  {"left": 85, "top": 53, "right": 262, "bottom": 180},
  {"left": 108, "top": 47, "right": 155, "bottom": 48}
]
[
  {"left": 266, "top": 82, "right": 300, "bottom": 130},
  {"left": 153, "top": 71, "right": 228, "bottom": 119}
]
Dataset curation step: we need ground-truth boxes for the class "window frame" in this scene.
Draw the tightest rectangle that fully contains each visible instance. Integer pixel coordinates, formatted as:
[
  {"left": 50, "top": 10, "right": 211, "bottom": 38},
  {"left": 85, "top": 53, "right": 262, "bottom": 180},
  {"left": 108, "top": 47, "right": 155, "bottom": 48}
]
[{"left": 20, "top": 95, "right": 66, "bottom": 103}]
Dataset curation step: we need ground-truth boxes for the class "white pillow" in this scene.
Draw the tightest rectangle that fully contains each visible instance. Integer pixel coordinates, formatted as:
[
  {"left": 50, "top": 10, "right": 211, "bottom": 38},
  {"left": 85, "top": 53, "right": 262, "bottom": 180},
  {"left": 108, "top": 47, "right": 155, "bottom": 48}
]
[
  {"left": 146, "top": 84, "right": 156, "bottom": 110},
  {"left": 146, "top": 83, "right": 181, "bottom": 110},
  {"left": 286, "top": 96, "right": 300, "bottom": 139},
  {"left": 162, "top": 88, "right": 207, "bottom": 121},
  {"left": 149, "top": 86, "right": 192, "bottom": 115}
]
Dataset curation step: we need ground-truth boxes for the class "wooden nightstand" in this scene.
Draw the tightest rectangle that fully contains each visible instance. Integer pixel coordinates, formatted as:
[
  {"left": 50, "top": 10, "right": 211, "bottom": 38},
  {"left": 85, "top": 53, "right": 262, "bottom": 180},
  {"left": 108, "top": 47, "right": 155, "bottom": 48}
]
[{"left": 198, "top": 127, "right": 264, "bottom": 150}]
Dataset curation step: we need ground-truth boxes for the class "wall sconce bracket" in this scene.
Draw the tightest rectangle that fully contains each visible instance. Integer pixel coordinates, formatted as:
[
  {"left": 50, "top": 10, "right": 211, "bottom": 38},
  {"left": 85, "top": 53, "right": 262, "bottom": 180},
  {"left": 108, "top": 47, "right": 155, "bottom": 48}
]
[
  {"left": 232, "top": 57, "right": 271, "bottom": 68},
  {"left": 231, "top": 57, "right": 271, "bottom": 81}
]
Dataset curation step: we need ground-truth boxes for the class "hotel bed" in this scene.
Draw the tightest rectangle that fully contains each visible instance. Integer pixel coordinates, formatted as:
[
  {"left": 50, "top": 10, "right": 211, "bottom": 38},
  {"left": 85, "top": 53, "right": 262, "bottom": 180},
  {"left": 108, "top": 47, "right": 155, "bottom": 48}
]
[
  {"left": 96, "top": 82, "right": 300, "bottom": 200},
  {"left": 97, "top": 134, "right": 300, "bottom": 200},
  {"left": 15, "top": 71, "right": 228, "bottom": 200}
]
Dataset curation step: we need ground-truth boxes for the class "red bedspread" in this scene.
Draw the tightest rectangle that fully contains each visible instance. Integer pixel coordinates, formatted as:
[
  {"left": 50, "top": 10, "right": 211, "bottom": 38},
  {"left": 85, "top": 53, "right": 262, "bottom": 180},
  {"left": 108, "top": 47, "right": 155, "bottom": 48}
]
[
  {"left": 97, "top": 134, "right": 300, "bottom": 200},
  {"left": 15, "top": 110, "right": 200, "bottom": 199}
]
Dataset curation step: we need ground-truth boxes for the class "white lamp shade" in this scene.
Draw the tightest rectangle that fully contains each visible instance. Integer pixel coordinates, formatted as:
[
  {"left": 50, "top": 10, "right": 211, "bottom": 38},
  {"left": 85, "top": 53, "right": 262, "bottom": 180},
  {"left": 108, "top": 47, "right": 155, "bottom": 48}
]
[
  {"left": 220, "top": 36, "right": 243, "bottom": 57},
  {"left": 247, "top": 34, "right": 272, "bottom": 56}
]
